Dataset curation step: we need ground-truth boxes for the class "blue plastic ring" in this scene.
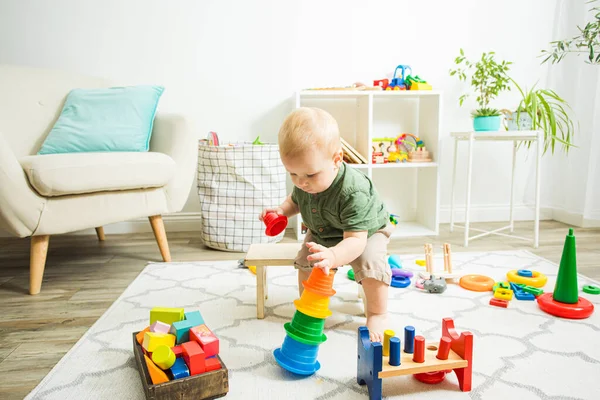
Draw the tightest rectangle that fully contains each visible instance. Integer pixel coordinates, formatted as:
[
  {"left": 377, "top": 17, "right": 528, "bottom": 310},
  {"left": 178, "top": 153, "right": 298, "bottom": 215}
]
[
  {"left": 391, "top": 276, "right": 411, "bottom": 288},
  {"left": 517, "top": 269, "right": 533, "bottom": 277}
]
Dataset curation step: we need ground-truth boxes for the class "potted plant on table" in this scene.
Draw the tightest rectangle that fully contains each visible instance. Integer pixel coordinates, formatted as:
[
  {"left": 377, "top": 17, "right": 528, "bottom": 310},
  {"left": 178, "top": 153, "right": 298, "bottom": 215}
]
[
  {"left": 501, "top": 80, "right": 576, "bottom": 154},
  {"left": 450, "top": 49, "right": 512, "bottom": 131}
]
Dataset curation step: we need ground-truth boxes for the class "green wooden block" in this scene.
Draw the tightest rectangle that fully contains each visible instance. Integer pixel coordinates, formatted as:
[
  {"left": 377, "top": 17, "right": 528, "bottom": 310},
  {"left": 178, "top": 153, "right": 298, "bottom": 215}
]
[{"left": 150, "top": 307, "right": 184, "bottom": 325}]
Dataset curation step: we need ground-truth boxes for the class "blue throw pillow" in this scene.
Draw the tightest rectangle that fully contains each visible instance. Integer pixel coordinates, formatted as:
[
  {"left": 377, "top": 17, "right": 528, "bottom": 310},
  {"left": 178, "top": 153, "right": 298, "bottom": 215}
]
[{"left": 38, "top": 85, "right": 164, "bottom": 155}]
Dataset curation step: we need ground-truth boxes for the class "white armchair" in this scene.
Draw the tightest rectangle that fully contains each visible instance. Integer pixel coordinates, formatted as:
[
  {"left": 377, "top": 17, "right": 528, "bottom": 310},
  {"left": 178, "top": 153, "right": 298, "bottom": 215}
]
[{"left": 0, "top": 64, "right": 197, "bottom": 294}]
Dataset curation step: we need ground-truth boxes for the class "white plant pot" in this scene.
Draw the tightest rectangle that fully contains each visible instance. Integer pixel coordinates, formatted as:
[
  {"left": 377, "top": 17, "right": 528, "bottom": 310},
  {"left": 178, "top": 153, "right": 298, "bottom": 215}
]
[{"left": 505, "top": 111, "right": 533, "bottom": 131}]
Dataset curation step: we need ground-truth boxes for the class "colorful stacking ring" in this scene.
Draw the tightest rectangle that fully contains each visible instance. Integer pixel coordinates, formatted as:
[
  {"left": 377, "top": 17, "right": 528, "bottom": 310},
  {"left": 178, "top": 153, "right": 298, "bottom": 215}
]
[
  {"left": 391, "top": 276, "right": 411, "bottom": 288},
  {"left": 583, "top": 285, "right": 600, "bottom": 295},
  {"left": 459, "top": 275, "right": 495, "bottom": 292}
]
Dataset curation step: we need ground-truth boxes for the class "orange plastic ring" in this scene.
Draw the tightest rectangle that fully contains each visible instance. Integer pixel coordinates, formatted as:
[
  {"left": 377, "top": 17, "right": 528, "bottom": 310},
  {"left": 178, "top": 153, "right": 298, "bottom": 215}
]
[{"left": 459, "top": 274, "right": 495, "bottom": 292}]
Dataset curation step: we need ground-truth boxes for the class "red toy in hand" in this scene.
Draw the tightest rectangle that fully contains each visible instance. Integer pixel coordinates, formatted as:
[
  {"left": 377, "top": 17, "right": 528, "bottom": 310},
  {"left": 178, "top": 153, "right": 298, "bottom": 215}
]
[{"left": 264, "top": 212, "right": 288, "bottom": 236}]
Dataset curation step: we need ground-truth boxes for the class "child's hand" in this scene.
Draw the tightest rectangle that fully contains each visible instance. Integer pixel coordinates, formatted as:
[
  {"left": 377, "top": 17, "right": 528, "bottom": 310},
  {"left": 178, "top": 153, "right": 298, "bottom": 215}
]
[
  {"left": 259, "top": 207, "right": 284, "bottom": 221},
  {"left": 306, "top": 242, "right": 337, "bottom": 274}
]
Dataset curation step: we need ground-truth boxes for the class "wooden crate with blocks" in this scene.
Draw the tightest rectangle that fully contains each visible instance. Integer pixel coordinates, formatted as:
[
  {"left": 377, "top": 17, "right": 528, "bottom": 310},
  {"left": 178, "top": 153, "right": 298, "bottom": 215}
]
[{"left": 132, "top": 332, "right": 229, "bottom": 400}]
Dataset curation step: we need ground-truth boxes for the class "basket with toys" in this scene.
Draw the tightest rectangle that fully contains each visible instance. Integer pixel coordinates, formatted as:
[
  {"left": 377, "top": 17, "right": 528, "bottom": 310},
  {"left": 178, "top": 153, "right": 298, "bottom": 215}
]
[{"left": 133, "top": 307, "right": 228, "bottom": 400}]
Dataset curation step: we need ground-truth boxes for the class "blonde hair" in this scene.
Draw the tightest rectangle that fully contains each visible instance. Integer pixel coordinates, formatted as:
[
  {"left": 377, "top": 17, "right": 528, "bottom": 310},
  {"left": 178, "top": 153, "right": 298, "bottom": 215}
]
[{"left": 278, "top": 107, "right": 341, "bottom": 159}]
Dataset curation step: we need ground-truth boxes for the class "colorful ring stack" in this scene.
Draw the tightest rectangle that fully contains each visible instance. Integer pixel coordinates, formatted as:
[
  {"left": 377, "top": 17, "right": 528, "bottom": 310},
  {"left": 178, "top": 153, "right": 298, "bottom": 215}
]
[{"left": 274, "top": 268, "right": 336, "bottom": 375}]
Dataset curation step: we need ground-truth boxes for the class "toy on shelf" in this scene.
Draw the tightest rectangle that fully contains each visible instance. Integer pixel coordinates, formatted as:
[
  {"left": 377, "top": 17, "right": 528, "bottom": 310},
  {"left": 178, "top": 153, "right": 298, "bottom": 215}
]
[
  {"left": 405, "top": 75, "right": 433, "bottom": 90},
  {"left": 387, "top": 65, "right": 412, "bottom": 90},
  {"left": 372, "top": 134, "right": 433, "bottom": 164},
  {"left": 133, "top": 307, "right": 228, "bottom": 400},
  {"left": 357, "top": 318, "right": 473, "bottom": 400},
  {"left": 274, "top": 268, "right": 336, "bottom": 375},
  {"left": 537, "top": 229, "right": 595, "bottom": 319}
]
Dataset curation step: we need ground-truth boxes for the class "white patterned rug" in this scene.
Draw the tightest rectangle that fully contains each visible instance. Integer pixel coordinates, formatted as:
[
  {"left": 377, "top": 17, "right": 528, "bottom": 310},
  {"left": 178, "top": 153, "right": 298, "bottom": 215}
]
[{"left": 26, "top": 250, "right": 600, "bottom": 400}]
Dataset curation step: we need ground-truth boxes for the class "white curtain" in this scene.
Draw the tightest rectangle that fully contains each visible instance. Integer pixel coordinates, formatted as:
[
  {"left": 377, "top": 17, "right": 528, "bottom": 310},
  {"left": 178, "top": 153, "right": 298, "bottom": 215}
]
[{"left": 544, "top": 0, "right": 600, "bottom": 226}]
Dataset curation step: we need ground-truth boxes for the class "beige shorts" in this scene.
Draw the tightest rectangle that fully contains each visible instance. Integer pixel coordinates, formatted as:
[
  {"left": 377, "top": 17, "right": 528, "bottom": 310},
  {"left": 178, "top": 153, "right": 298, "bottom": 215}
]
[{"left": 294, "top": 223, "right": 394, "bottom": 285}]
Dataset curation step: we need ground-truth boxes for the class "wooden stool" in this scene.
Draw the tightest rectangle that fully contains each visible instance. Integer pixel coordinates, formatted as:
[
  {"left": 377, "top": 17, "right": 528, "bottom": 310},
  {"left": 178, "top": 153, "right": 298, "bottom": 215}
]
[{"left": 244, "top": 243, "right": 302, "bottom": 319}]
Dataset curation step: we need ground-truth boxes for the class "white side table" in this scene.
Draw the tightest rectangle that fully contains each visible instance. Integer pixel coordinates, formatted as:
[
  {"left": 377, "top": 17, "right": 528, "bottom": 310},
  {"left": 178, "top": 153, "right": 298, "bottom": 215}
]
[{"left": 449, "top": 130, "right": 543, "bottom": 248}]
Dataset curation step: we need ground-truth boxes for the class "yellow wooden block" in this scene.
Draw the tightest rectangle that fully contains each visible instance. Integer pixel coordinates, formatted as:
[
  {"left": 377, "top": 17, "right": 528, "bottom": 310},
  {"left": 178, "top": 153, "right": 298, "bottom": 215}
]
[
  {"left": 143, "top": 332, "right": 176, "bottom": 353},
  {"left": 150, "top": 307, "right": 184, "bottom": 325},
  {"left": 415, "top": 260, "right": 426, "bottom": 266},
  {"left": 494, "top": 288, "right": 513, "bottom": 301}
]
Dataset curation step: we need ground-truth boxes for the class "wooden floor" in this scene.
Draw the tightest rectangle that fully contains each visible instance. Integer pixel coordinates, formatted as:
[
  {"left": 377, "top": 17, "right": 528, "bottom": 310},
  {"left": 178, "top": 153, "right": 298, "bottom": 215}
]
[{"left": 0, "top": 220, "right": 598, "bottom": 399}]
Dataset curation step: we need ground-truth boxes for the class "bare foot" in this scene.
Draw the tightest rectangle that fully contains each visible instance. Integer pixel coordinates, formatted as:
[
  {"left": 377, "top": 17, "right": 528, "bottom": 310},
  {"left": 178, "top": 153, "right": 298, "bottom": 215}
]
[{"left": 366, "top": 313, "right": 388, "bottom": 343}]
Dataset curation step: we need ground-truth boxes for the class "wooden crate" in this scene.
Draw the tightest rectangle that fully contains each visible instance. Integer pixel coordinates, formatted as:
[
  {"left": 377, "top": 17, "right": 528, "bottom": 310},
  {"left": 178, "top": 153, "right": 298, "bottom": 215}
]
[{"left": 132, "top": 332, "right": 229, "bottom": 400}]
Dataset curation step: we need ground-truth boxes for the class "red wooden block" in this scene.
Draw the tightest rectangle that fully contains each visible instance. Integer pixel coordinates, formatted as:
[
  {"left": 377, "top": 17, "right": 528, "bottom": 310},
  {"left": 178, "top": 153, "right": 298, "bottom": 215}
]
[
  {"left": 190, "top": 324, "right": 219, "bottom": 357},
  {"left": 206, "top": 356, "right": 221, "bottom": 372},
  {"left": 172, "top": 345, "right": 183, "bottom": 358},
  {"left": 181, "top": 341, "right": 206, "bottom": 375},
  {"left": 441, "top": 318, "right": 473, "bottom": 392},
  {"left": 490, "top": 298, "right": 509, "bottom": 308}
]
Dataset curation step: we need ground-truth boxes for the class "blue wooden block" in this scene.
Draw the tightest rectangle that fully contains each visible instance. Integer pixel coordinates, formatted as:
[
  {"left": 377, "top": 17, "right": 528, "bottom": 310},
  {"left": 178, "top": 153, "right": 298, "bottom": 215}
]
[
  {"left": 510, "top": 282, "right": 535, "bottom": 301},
  {"left": 170, "top": 311, "right": 206, "bottom": 344},
  {"left": 185, "top": 311, "right": 205, "bottom": 326},
  {"left": 170, "top": 357, "right": 190, "bottom": 379},
  {"left": 357, "top": 326, "right": 383, "bottom": 400}
]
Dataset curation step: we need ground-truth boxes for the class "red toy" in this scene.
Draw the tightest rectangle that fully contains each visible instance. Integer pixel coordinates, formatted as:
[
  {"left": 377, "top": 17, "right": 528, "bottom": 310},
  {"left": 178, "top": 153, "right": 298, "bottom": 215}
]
[
  {"left": 263, "top": 212, "right": 288, "bottom": 236},
  {"left": 489, "top": 298, "right": 509, "bottom": 308},
  {"left": 182, "top": 341, "right": 206, "bottom": 375},
  {"left": 172, "top": 345, "right": 183, "bottom": 358},
  {"left": 190, "top": 324, "right": 220, "bottom": 358}
]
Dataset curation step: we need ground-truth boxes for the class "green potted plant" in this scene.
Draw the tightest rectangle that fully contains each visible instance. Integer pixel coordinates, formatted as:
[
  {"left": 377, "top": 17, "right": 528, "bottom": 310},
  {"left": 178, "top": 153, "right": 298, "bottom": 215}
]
[
  {"left": 450, "top": 49, "right": 512, "bottom": 131},
  {"left": 501, "top": 80, "right": 576, "bottom": 154}
]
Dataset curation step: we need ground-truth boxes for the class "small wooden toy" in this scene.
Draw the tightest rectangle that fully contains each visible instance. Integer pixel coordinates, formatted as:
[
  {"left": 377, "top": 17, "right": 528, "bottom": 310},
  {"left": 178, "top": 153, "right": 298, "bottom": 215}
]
[
  {"left": 170, "top": 358, "right": 190, "bottom": 379},
  {"left": 150, "top": 307, "right": 184, "bottom": 325},
  {"left": 383, "top": 330, "right": 395, "bottom": 357},
  {"left": 182, "top": 341, "right": 206, "bottom": 375},
  {"left": 133, "top": 307, "right": 228, "bottom": 399},
  {"left": 150, "top": 321, "right": 171, "bottom": 334},
  {"left": 358, "top": 318, "right": 472, "bottom": 400},
  {"left": 136, "top": 327, "right": 150, "bottom": 345},
  {"left": 143, "top": 332, "right": 176, "bottom": 353},
  {"left": 190, "top": 324, "right": 219, "bottom": 358},
  {"left": 144, "top": 354, "right": 169, "bottom": 385},
  {"left": 152, "top": 345, "right": 176, "bottom": 370},
  {"left": 421, "top": 243, "right": 461, "bottom": 281},
  {"left": 408, "top": 147, "right": 432, "bottom": 162}
]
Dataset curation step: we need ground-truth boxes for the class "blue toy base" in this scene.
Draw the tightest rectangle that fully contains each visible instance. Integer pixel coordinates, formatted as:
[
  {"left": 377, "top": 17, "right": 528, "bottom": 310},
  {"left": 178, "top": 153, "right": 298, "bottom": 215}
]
[{"left": 274, "top": 348, "right": 320, "bottom": 376}]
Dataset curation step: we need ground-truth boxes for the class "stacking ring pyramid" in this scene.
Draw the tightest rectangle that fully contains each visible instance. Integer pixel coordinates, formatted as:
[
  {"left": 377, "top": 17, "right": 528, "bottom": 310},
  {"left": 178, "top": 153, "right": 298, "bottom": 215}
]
[{"left": 274, "top": 268, "right": 336, "bottom": 375}]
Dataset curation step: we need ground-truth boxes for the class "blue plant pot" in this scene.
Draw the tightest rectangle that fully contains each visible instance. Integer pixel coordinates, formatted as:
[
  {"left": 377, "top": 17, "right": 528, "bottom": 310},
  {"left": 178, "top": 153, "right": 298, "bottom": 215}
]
[{"left": 473, "top": 116, "right": 501, "bottom": 131}]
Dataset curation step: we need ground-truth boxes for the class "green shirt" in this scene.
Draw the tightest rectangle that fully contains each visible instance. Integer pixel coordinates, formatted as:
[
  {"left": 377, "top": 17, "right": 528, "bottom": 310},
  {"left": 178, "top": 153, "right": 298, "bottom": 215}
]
[{"left": 291, "top": 162, "right": 389, "bottom": 247}]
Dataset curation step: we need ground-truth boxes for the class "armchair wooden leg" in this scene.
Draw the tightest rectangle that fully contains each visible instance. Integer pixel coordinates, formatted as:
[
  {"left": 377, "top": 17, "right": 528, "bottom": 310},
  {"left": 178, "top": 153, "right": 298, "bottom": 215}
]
[
  {"left": 95, "top": 227, "right": 105, "bottom": 241},
  {"left": 30, "top": 235, "right": 50, "bottom": 295},
  {"left": 149, "top": 215, "right": 171, "bottom": 262}
]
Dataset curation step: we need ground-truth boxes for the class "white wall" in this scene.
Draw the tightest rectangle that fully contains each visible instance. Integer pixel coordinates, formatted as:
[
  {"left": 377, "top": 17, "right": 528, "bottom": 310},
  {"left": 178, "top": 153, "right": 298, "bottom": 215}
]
[{"left": 3, "top": 0, "right": 595, "bottom": 234}]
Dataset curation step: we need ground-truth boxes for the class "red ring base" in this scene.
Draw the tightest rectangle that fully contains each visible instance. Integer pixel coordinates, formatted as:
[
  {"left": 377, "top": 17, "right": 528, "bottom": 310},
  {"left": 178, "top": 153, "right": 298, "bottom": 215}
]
[
  {"left": 413, "top": 370, "right": 447, "bottom": 384},
  {"left": 536, "top": 293, "right": 594, "bottom": 319}
]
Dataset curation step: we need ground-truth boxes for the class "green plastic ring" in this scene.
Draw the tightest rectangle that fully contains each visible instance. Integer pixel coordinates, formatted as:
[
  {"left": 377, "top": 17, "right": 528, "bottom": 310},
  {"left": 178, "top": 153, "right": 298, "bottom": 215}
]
[
  {"left": 347, "top": 269, "right": 355, "bottom": 281},
  {"left": 583, "top": 285, "right": 600, "bottom": 295}
]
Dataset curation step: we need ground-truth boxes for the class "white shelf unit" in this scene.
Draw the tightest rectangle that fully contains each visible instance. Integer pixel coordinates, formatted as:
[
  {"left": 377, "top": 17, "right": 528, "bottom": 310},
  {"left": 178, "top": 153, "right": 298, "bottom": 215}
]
[{"left": 293, "top": 90, "right": 443, "bottom": 240}]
